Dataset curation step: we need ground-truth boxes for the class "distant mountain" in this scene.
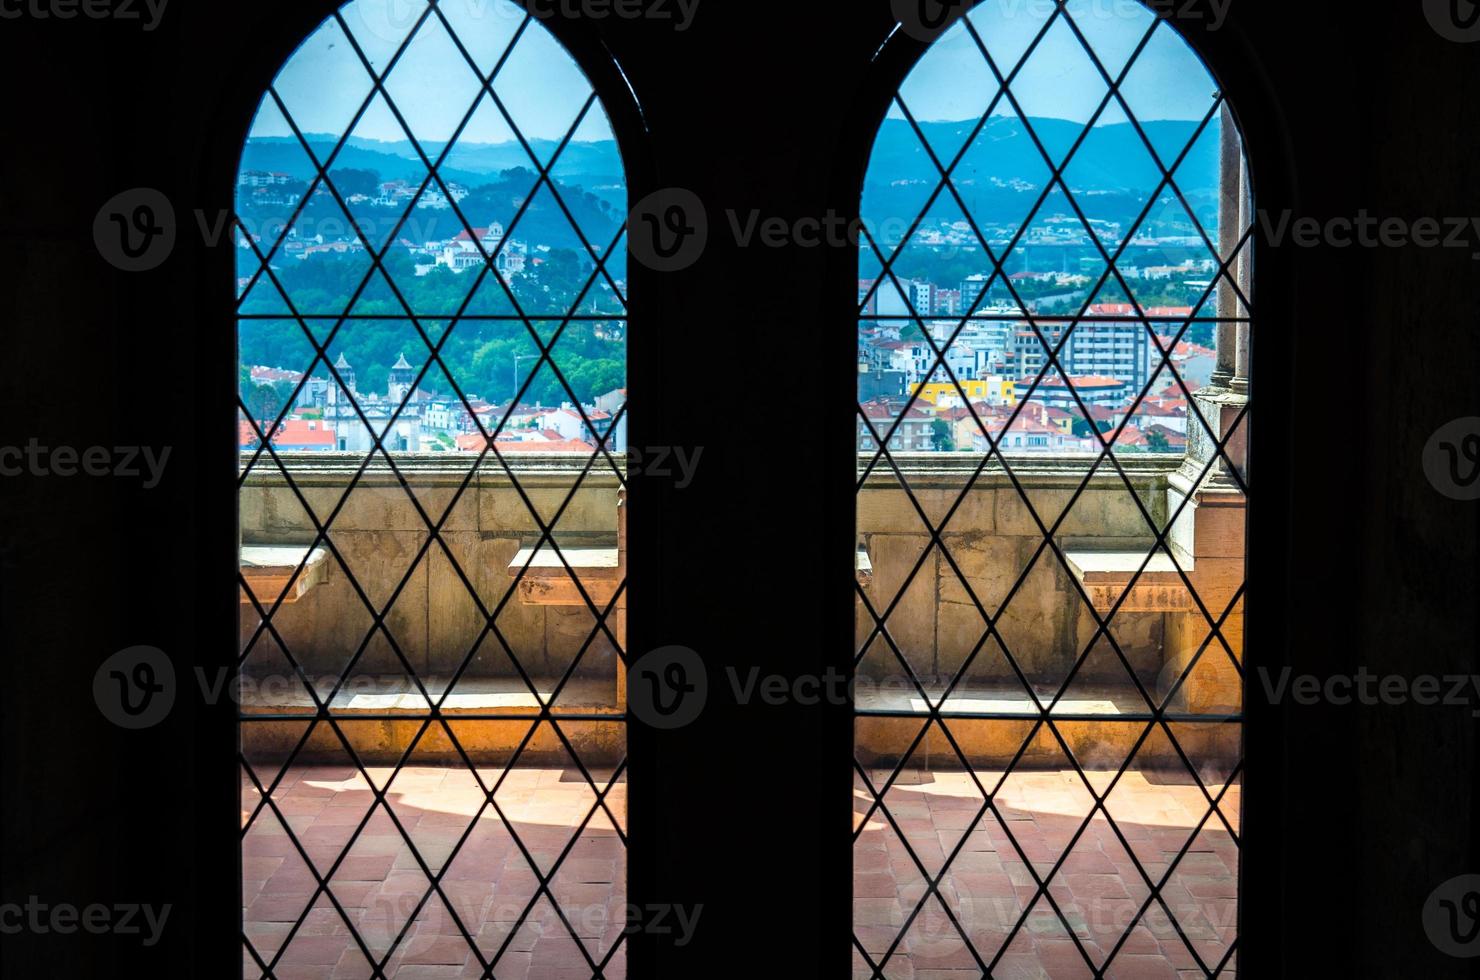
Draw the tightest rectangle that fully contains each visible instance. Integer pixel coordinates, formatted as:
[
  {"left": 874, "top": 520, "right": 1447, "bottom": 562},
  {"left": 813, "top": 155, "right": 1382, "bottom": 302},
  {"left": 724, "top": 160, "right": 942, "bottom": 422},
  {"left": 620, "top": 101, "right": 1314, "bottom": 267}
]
[
  {"left": 863, "top": 117, "right": 1219, "bottom": 241},
  {"left": 238, "top": 116, "right": 1216, "bottom": 243},
  {"left": 868, "top": 117, "right": 1217, "bottom": 195},
  {"left": 240, "top": 134, "right": 625, "bottom": 206}
]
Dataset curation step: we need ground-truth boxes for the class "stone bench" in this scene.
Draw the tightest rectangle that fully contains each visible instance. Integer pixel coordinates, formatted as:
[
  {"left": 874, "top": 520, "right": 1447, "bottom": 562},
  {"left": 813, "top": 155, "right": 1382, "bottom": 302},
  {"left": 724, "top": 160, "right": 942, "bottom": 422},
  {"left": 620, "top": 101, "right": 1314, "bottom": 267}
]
[
  {"left": 239, "top": 676, "right": 625, "bottom": 766},
  {"left": 240, "top": 544, "right": 330, "bottom": 605},
  {"left": 507, "top": 545, "right": 622, "bottom": 607},
  {"left": 1063, "top": 547, "right": 1195, "bottom": 613}
]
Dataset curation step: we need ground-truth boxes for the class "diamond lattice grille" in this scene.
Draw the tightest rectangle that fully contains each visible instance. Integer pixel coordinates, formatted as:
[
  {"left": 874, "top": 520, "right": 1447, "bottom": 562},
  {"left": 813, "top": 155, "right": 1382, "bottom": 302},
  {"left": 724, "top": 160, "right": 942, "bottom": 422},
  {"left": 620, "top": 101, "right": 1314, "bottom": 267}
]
[
  {"left": 235, "top": 3, "right": 629, "bottom": 977},
  {"left": 856, "top": 3, "right": 1249, "bottom": 976}
]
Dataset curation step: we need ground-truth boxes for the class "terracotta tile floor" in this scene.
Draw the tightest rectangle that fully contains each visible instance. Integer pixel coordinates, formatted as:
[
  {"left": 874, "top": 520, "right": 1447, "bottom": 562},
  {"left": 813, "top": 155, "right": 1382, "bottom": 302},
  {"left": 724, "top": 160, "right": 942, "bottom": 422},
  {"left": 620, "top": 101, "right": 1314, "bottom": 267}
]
[
  {"left": 242, "top": 765, "right": 1236, "bottom": 979},
  {"left": 242, "top": 765, "right": 627, "bottom": 980},
  {"left": 854, "top": 768, "right": 1240, "bottom": 979}
]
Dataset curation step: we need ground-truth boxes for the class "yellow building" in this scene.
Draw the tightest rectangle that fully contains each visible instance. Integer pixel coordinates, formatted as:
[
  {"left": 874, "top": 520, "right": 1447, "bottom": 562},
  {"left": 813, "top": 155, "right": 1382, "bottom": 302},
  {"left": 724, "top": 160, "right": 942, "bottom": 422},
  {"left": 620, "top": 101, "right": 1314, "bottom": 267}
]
[{"left": 910, "top": 377, "right": 1016, "bottom": 408}]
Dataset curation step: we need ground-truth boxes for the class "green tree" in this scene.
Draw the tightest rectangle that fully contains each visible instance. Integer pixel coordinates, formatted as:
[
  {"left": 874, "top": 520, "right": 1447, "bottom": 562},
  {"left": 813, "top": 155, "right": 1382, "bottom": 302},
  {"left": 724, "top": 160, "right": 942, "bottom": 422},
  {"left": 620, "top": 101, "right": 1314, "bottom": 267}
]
[
  {"left": 329, "top": 168, "right": 381, "bottom": 198},
  {"left": 931, "top": 418, "right": 955, "bottom": 452},
  {"left": 246, "top": 383, "right": 284, "bottom": 423}
]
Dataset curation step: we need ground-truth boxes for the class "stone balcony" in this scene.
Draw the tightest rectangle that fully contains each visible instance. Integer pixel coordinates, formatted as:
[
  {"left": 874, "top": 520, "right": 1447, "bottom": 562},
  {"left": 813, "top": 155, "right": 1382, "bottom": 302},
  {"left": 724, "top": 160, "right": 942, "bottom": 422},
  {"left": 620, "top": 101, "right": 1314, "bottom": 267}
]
[
  {"left": 239, "top": 451, "right": 1244, "bottom": 977},
  {"left": 855, "top": 452, "right": 1244, "bottom": 771},
  {"left": 240, "top": 452, "right": 1243, "bottom": 770},
  {"left": 239, "top": 453, "right": 625, "bottom": 767}
]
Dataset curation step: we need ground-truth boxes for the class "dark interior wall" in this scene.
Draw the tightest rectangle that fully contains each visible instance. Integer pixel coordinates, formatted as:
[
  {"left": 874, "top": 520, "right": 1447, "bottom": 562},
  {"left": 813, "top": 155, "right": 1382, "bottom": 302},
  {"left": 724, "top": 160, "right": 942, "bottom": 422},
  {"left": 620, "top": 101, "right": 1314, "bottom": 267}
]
[{"left": 0, "top": 1, "right": 1476, "bottom": 976}]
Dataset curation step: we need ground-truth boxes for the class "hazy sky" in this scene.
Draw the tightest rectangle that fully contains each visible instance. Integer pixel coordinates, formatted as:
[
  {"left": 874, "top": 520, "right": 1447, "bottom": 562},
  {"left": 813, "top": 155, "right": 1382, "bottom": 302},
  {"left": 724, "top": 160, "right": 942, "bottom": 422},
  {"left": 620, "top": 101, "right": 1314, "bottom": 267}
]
[
  {"left": 893, "top": 0, "right": 1221, "bottom": 127},
  {"left": 250, "top": 0, "right": 1220, "bottom": 146},
  {"left": 251, "top": 0, "right": 607, "bottom": 145}
]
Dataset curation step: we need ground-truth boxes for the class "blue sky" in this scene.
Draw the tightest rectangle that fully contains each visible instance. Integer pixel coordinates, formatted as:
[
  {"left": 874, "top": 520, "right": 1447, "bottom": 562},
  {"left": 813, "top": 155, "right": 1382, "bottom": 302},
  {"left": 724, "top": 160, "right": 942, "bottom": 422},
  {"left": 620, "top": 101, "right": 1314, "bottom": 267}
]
[
  {"left": 250, "top": 0, "right": 607, "bottom": 145},
  {"left": 893, "top": 0, "right": 1222, "bottom": 126},
  {"left": 249, "top": 0, "right": 1221, "bottom": 147}
]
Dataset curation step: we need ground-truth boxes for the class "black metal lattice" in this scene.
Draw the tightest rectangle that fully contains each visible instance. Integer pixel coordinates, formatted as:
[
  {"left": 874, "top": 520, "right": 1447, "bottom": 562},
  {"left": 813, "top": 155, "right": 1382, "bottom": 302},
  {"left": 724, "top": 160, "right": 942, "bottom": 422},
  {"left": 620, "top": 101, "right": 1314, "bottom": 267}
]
[
  {"left": 855, "top": 4, "right": 1249, "bottom": 977},
  {"left": 235, "top": 3, "right": 629, "bottom": 977}
]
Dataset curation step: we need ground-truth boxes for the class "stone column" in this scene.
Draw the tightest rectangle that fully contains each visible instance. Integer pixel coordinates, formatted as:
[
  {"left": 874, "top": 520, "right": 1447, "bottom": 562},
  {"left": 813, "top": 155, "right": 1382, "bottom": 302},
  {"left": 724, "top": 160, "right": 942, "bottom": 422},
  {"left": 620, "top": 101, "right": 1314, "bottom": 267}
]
[
  {"left": 1231, "top": 150, "right": 1253, "bottom": 395},
  {"left": 1212, "top": 103, "right": 1241, "bottom": 389},
  {"left": 615, "top": 487, "right": 627, "bottom": 712},
  {"left": 1157, "top": 105, "right": 1250, "bottom": 743}
]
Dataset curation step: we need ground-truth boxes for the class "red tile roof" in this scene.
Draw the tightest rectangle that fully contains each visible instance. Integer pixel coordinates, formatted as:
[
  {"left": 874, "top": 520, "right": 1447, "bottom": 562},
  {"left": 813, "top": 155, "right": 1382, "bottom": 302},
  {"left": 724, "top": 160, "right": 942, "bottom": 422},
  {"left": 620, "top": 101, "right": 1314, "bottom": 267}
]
[
  {"left": 455, "top": 433, "right": 596, "bottom": 453},
  {"left": 239, "top": 418, "right": 335, "bottom": 449}
]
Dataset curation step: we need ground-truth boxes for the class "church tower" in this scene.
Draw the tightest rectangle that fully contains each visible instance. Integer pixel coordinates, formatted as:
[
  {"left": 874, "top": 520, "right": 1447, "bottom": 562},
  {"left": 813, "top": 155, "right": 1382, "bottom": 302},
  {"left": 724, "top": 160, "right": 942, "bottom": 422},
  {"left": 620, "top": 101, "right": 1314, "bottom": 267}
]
[
  {"left": 333, "top": 352, "right": 357, "bottom": 394},
  {"left": 388, "top": 352, "right": 415, "bottom": 404}
]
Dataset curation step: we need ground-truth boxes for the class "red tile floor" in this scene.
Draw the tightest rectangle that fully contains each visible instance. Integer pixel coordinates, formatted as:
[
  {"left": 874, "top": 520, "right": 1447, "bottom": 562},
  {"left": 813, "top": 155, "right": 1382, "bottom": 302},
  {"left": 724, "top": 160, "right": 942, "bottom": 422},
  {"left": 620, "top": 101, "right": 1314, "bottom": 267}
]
[
  {"left": 242, "top": 765, "right": 627, "bottom": 980},
  {"left": 854, "top": 768, "right": 1239, "bottom": 979},
  {"left": 242, "top": 765, "right": 1236, "bottom": 979}
]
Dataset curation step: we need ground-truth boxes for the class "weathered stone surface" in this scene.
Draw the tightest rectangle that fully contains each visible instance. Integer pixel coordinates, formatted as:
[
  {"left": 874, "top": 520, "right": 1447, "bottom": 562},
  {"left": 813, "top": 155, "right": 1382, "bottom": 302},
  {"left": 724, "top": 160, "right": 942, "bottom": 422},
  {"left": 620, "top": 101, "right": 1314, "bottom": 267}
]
[
  {"left": 480, "top": 485, "right": 617, "bottom": 535},
  {"left": 863, "top": 535, "right": 939, "bottom": 677},
  {"left": 936, "top": 533, "right": 1017, "bottom": 610}
]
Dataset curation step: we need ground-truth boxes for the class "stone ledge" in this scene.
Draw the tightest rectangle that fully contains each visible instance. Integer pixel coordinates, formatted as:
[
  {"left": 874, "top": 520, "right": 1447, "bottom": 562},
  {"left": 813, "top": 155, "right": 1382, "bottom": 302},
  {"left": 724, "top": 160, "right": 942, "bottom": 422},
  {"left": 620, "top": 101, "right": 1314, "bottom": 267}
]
[
  {"left": 1063, "top": 548, "right": 1195, "bottom": 613},
  {"left": 240, "top": 545, "right": 330, "bottom": 604},
  {"left": 508, "top": 545, "right": 622, "bottom": 607},
  {"left": 240, "top": 451, "right": 626, "bottom": 487},
  {"left": 238, "top": 676, "right": 620, "bottom": 715}
]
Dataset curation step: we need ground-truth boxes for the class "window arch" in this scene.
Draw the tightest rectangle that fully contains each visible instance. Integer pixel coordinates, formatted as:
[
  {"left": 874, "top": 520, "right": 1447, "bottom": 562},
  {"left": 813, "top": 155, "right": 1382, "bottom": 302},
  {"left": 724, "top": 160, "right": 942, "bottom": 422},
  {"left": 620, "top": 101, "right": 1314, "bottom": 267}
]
[
  {"left": 235, "top": 3, "right": 633, "bottom": 977},
  {"left": 854, "top": 2, "right": 1251, "bottom": 975}
]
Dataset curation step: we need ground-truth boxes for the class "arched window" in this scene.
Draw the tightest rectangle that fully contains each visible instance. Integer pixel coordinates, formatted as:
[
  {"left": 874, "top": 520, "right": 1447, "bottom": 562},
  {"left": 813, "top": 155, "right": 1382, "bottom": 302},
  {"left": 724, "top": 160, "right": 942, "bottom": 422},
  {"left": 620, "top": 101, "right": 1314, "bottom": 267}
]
[
  {"left": 855, "top": 2, "right": 1250, "bottom": 975},
  {"left": 235, "top": 3, "right": 631, "bottom": 976}
]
